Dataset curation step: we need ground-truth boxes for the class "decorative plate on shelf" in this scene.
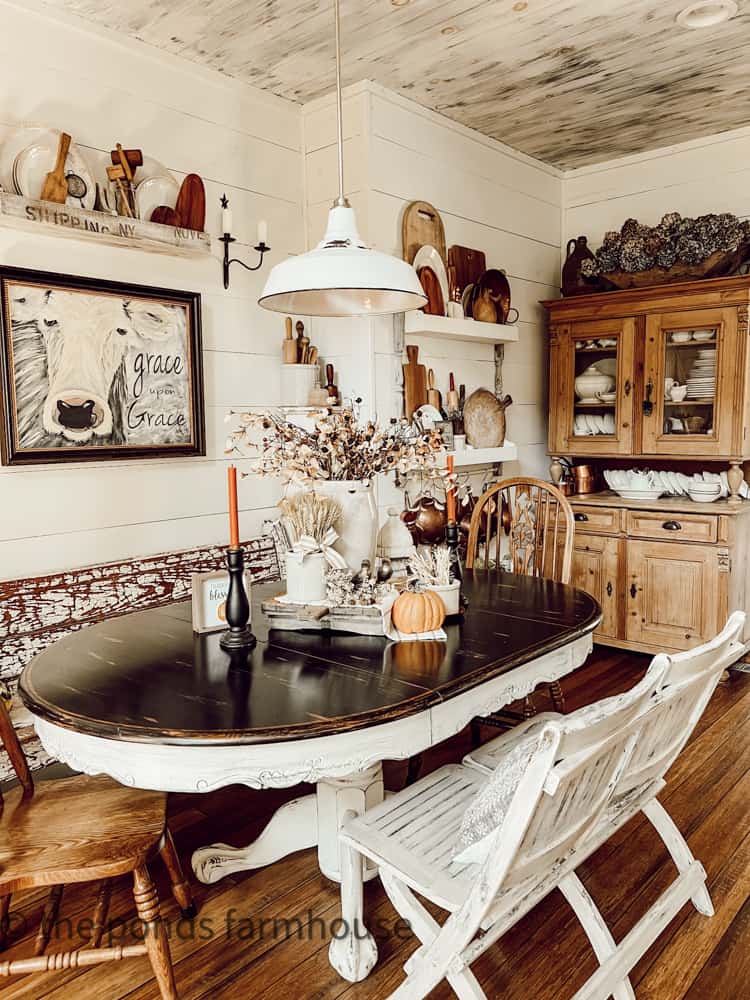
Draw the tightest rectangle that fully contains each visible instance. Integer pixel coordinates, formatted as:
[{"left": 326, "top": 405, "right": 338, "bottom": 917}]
[
  {"left": 135, "top": 174, "right": 180, "bottom": 223},
  {"left": 413, "top": 245, "right": 448, "bottom": 316},
  {"left": 1, "top": 126, "right": 95, "bottom": 209}
]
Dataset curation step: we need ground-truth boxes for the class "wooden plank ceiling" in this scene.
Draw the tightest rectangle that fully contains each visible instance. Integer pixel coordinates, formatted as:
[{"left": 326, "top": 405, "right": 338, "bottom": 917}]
[{"left": 45, "top": 0, "right": 750, "bottom": 169}]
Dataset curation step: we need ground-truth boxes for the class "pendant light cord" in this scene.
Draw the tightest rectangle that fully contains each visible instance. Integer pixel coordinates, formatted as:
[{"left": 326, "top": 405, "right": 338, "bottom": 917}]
[{"left": 334, "top": 0, "right": 349, "bottom": 208}]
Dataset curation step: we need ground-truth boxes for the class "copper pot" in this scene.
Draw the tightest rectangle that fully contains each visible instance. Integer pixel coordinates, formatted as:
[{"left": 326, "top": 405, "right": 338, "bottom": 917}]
[
  {"left": 573, "top": 477, "right": 598, "bottom": 495},
  {"left": 402, "top": 496, "right": 447, "bottom": 545},
  {"left": 572, "top": 465, "right": 598, "bottom": 494}
]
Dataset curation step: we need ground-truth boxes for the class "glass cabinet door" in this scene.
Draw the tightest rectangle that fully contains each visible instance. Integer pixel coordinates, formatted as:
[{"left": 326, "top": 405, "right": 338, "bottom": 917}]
[
  {"left": 642, "top": 308, "right": 737, "bottom": 457},
  {"left": 559, "top": 318, "right": 635, "bottom": 456}
]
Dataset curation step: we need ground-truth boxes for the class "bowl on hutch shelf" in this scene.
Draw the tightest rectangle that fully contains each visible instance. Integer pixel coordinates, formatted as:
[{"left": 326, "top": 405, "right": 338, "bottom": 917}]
[
  {"left": 692, "top": 330, "right": 714, "bottom": 342},
  {"left": 688, "top": 483, "right": 721, "bottom": 503},
  {"left": 574, "top": 366, "right": 615, "bottom": 403},
  {"left": 671, "top": 331, "right": 693, "bottom": 344}
]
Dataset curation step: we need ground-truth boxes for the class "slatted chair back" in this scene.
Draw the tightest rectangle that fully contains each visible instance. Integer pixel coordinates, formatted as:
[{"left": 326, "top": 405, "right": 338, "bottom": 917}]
[
  {"left": 465, "top": 477, "right": 574, "bottom": 584},
  {"left": 616, "top": 611, "right": 745, "bottom": 798},
  {"left": 503, "top": 658, "right": 665, "bottom": 885},
  {"left": 456, "top": 658, "right": 665, "bottom": 906},
  {"left": 0, "top": 694, "right": 34, "bottom": 804}
]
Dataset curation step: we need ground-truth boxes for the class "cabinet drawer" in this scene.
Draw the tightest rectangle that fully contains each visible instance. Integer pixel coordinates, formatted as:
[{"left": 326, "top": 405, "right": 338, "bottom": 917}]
[
  {"left": 571, "top": 505, "right": 622, "bottom": 535},
  {"left": 625, "top": 511, "right": 717, "bottom": 543}
]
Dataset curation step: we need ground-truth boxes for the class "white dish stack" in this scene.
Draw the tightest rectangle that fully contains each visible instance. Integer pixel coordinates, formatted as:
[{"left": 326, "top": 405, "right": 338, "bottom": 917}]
[
  {"left": 603, "top": 469, "right": 749, "bottom": 502},
  {"left": 686, "top": 349, "right": 717, "bottom": 400}
]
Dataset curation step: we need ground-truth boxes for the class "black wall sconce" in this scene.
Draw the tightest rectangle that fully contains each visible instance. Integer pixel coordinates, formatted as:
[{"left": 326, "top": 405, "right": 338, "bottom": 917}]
[{"left": 220, "top": 194, "right": 271, "bottom": 290}]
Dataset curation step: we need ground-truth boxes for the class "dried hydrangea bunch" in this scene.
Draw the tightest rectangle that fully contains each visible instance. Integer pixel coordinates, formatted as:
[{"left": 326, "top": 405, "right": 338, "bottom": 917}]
[
  {"left": 581, "top": 212, "right": 750, "bottom": 277},
  {"left": 278, "top": 492, "right": 342, "bottom": 545},
  {"left": 226, "top": 403, "right": 446, "bottom": 484},
  {"left": 325, "top": 567, "right": 393, "bottom": 607}
]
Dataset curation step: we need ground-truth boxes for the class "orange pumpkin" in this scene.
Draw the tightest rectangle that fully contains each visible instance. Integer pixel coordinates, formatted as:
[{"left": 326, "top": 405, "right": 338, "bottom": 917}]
[{"left": 391, "top": 589, "right": 446, "bottom": 634}]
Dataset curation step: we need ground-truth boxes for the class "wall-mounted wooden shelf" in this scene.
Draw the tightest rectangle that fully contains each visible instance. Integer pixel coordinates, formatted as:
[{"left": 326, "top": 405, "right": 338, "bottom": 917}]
[
  {"left": 449, "top": 442, "right": 517, "bottom": 467},
  {"left": 405, "top": 311, "right": 519, "bottom": 344},
  {"left": 0, "top": 190, "right": 211, "bottom": 257}
]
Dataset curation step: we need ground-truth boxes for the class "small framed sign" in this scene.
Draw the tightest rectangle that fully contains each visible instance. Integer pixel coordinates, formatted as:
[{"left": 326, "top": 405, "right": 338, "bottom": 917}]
[{"left": 191, "top": 570, "right": 252, "bottom": 633}]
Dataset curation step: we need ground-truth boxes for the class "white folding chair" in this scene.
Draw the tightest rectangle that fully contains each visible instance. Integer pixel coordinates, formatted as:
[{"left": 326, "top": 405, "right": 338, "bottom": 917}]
[
  {"left": 333, "top": 658, "right": 663, "bottom": 998},
  {"left": 461, "top": 611, "right": 745, "bottom": 1000}
]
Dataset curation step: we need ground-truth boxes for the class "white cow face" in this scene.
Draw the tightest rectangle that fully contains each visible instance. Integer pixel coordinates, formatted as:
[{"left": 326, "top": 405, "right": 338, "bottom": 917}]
[{"left": 37, "top": 291, "right": 179, "bottom": 443}]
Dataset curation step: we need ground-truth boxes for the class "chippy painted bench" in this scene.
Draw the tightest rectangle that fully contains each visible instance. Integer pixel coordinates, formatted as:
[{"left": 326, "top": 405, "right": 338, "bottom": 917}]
[
  {"left": 335, "top": 613, "right": 744, "bottom": 997},
  {"left": 0, "top": 537, "right": 280, "bottom": 780}
]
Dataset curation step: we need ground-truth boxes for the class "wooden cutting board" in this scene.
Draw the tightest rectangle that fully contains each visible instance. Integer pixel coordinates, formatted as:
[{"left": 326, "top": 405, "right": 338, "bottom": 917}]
[
  {"left": 448, "top": 246, "right": 486, "bottom": 295},
  {"left": 403, "top": 344, "right": 428, "bottom": 419},
  {"left": 418, "top": 266, "right": 445, "bottom": 316},
  {"left": 175, "top": 174, "right": 206, "bottom": 232},
  {"left": 402, "top": 201, "right": 446, "bottom": 265}
]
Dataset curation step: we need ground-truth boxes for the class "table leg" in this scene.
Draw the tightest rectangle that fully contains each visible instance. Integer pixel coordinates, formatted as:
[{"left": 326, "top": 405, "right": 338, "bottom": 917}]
[
  {"left": 192, "top": 763, "right": 385, "bottom": 886},
  {"left": 191, "top": 795, "right": 317, "bottom": 884},
  {"left": 190, "top": 764, "right": 383, "bottom": 981}
]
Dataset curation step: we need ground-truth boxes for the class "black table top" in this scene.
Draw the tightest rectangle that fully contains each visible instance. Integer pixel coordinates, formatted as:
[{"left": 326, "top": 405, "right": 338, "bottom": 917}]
[{"left": 19, "top": 572, "right": 600, "bottom": 745}]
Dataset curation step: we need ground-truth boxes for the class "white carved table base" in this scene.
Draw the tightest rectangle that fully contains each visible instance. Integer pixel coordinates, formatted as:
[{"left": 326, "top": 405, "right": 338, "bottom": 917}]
[
  {"left": 191, "top": 764, "right": 384, "bottom": 885},
  {"left": 32, "top": 632, "right": 592, "bottom": 985}
]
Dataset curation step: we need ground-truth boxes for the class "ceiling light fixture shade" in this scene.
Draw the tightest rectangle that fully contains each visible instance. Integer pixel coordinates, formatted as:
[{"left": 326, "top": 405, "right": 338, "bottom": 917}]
[
  {"left": 259, "top": 204, "right": 427, "bottom": 316},
  {"left": 676, "top": 0, "right": 737, "bottom": 28},
  {"left": 259, "top": 0, "right": 427, "bottom": 318}
]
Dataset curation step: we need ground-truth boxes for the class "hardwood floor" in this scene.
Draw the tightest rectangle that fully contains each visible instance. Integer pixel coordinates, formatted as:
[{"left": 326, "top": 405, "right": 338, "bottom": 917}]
[{"left": 1, "top": 646, "right": 748, "bottom": 999}]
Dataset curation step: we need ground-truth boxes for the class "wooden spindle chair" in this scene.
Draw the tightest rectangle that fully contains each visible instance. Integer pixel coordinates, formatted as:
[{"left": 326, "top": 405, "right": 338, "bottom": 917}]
[
  {"left": 467, "top": 476, "right": 575, "bottom": 739},
  {"left": 0, "top": 697, "right": 194, "bottom": 998}
]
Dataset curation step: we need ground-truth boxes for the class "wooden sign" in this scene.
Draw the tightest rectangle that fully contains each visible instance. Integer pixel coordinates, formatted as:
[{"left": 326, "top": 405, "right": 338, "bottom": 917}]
[{"left": 0, "top": 191, "right": 211, "bottom": 257}]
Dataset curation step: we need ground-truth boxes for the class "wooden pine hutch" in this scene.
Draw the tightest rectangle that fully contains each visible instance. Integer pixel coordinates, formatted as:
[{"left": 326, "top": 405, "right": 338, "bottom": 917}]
[{"left": 544, "top": 275, "right": 750, "bottom": 657}]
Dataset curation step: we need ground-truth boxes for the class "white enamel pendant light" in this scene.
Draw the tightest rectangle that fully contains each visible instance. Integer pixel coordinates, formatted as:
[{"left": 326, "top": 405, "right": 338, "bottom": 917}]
[{"left": 259, "top": 0, "right": 427, "bottom": 317}]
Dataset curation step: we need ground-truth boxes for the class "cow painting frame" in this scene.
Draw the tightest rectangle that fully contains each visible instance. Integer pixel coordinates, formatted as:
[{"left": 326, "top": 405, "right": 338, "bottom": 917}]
[{"left": 0, "top": 266, "right": 205, "bottom": 465}]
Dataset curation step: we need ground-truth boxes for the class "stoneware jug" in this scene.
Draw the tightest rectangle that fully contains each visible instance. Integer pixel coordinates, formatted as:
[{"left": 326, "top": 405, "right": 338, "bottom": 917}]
[{"left": 562, "top": 235, "right": 596, "bottom": 297}]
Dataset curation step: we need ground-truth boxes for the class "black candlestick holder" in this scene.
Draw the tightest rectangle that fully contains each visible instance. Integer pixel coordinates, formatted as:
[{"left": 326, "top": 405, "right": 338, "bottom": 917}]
[
  {"left": 445, "top": 521, "right": 463, "bottom": 583},
  {"left": 219, "top": 547, "right": 257, "bottom": 652}
]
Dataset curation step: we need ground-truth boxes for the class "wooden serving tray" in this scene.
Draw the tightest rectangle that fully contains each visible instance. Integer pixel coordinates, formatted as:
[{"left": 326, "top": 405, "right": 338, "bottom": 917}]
[{"left": 262, "top": 595, "right": 388, "bottom": 635}]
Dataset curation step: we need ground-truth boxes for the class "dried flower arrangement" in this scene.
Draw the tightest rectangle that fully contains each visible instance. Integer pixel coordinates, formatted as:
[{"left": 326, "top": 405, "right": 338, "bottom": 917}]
[
  {"left": 226, "top": 403, "right": 446, "bottom": 484},
  {"left": 278, "top": 492, "right": 342, "bottom": 545},
  {"left": 408, "top": 546, "right": 451, "bottom": 588},
  {"left": 325, "top": 567, "right": 394, "bottom": 607},
  {"left": 581, "top": 212, "right": 750, "bottom": 287}
]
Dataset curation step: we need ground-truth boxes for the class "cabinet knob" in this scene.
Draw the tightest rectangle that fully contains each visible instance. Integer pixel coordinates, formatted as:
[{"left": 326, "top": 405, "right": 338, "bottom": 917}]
[
  {"left": 623, "top": 379, "right": 632, "bottom": 397},
  {"left": 630, "top": 582, "right": 638, "bottom": 599},
  {"left": 662, "top": 520, "right": 682, "bottom": 531},
  {"left": 574, "top": 512, "right": 589, "bottom": 522},
  {"left": 606, "top": 581, "right": 613, "bottom": 597}
]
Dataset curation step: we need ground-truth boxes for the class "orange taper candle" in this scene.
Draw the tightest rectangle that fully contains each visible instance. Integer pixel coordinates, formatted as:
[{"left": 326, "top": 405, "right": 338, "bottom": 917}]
[
  {"left": 227, "top": 464, "right": 240, "bottom": 549},
  {"left": 446, "top": 454, "right": 456, "bottom": 523}
]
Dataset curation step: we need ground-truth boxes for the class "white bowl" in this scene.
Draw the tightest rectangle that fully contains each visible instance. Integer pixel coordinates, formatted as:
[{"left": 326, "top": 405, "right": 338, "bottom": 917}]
[
  {"left": 692, "top": 331, "right": 714, "bottom": 342},
  {"left": 689, "top": 487, "right": 720, "bottom": 503},
  {"left": 671, "top": 331, "right": 692, "bottom": 343},
  {"left": 574, "top": 370, "right": 615, "bottom": 402},
  {"left": 615, "top": 488, "right": 664, "bottom": 501}
]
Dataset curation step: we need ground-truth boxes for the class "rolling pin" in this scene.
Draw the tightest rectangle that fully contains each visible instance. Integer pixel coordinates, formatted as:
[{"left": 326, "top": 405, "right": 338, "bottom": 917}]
[
  {"left": 427, "top": 369, "right": 441, "bottom": 410},
  {"left": 446, "top": 372, "right": 460, "bottom": 414},
  {"left": 283, "top": 316, "right": 298, "bottom": 364}
]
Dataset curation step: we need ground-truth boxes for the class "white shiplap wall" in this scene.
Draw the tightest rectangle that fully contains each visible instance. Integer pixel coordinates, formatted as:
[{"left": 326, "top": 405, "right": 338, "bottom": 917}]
[
  {"left": 303, "top": 82, "right": 563, "bottom": 483},
  {"left": 0, "top": 1, "right": 304, "bottom": 580},
  {"left": 564, "top": 125, "right": 750, "bottom": 249}
]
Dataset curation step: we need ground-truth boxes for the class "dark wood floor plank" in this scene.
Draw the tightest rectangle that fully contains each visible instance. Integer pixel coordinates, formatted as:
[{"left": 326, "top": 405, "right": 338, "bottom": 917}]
[{"left": 636, "top": 830, "right": 750, "bottom": 1000}]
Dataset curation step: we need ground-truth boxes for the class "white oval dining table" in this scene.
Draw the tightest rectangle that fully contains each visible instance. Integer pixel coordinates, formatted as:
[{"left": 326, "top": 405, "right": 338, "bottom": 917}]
[{"left": 19, "top": 572, "right": 599, "bottom": 982}]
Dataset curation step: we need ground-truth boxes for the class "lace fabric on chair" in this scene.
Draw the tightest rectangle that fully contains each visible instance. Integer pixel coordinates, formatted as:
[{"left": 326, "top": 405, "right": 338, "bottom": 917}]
[{"left": 454, "top": 732, "right": 541, "bottom": 865}]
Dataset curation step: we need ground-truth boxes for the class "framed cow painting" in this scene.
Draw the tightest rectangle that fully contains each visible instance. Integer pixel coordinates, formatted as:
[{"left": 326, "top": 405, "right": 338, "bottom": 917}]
[{"left": 0, "top": 266, "right": 205, "bottom": 464}]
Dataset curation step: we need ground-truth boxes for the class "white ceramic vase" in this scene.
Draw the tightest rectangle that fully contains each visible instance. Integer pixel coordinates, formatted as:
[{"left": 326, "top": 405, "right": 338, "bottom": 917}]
[
  {"left": 313, "top": 480, "right": 378, "bottom": 570},
  {"left": 285, "top": 551, "right": 327, "bottom": 603}
]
